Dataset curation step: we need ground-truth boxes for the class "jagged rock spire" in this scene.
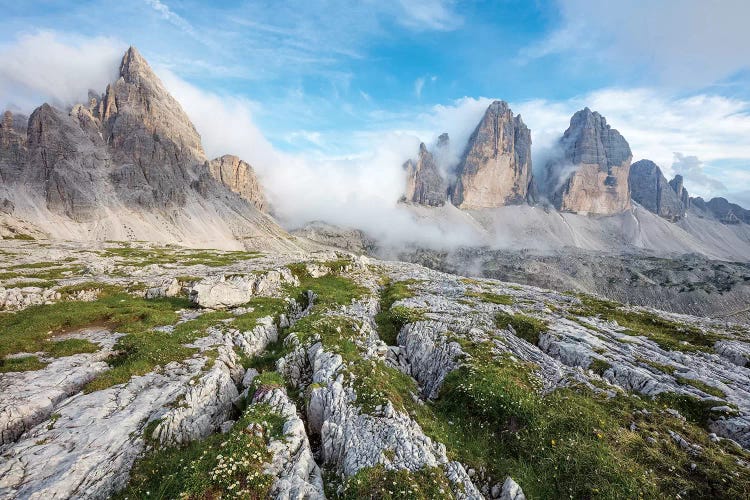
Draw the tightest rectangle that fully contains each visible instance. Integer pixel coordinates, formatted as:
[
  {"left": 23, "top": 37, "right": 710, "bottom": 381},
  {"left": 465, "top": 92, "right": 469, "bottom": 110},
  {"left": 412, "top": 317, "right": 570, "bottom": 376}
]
[
  {"left": 629, "top": 160, "right": 685, "bottom": 221},
  {"left": 451, "top": 100, "right": 532, "bottom": 209}
]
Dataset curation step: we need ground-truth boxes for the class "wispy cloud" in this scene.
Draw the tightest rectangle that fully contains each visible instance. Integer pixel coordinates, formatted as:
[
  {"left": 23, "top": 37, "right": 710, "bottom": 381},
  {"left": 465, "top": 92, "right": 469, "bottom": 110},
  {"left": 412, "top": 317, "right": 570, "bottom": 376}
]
[
  {"left": 396, "top": 0, "right": 463, "bottom": 31},
  {"left": 519, "top": 0, "right": 750, "bottom": 87}
]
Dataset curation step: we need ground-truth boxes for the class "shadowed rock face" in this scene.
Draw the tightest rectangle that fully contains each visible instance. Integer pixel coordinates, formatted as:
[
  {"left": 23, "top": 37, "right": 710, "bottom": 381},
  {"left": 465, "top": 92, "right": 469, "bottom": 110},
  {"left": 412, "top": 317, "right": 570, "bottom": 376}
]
[
  {"left": 669, "top": 174, "right": 690, "bottom": 211},
  {"left": 402, "top": 142, "right": 447, "bottom": 207},
  {"left": 208, "top": 155, "right": 268, "bottom": 212},
  {"left": 629, "top": 159, "right": 685, "bottom": 221},
  {"left": 451, "top": 100, "right": 532, "bottom": 209},
  {"left": 547, "top": 108, "right": 632, "bottom": 215},
  {"left": 693, "top": 196, "right": 750, "bottom": 225}
]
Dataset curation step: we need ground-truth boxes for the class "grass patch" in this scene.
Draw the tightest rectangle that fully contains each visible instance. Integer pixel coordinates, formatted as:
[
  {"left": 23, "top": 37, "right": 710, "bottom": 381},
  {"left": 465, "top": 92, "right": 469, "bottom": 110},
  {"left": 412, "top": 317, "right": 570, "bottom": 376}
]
[
  {"left": 0, "top": 355, "right": 47, "bottom": 373},
  {"left": 374, "top": 278, "right": 424, "bottom": 345},
  {"left": 466, "top": 291, "right": 514, "bottom": 305},
  {"left": 101, "top": 245, "right": 261, "bottom": 268},
  {"left": 675, "top": 376, "right": 727, "bottom": 398},
  {"left": 3, "top": 280, "right": 56, "bottom": 289},
  {"left": 639, "top": 358, "right": 677, "bottom": 375},
  {"left": 589, "top": 358, "right": 612, "bottom": 376},
  {"left": 333, "top": 464, "right": 454, "bottom": 499},
  {"left": 572, "top": 296, "right": 722, "bottom": 352},
  {"left": 84, "top": 308, "right": 233, "bottom": 392},
  {"left": 117, "top": 403, "right": 285, "bottom": 499},
  {"left": 495, "top": 311, "right": 548, "bottom": 345},
  {"left": 48, "top": 338, "right": 99, "bottom": 357},
  {"left": 409, "top": 338, "right": 750, "bottom": 499},
  {"left": 288, "top": 274, "right": 368, "bottom": 309},
  {"left": 0, "top": 287, "right": 190, "bottom": 360}
]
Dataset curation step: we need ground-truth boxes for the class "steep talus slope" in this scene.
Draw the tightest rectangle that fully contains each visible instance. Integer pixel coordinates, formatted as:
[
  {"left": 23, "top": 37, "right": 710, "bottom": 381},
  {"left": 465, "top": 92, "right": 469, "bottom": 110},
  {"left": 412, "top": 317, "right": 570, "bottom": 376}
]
[
  {"left": 0, "top": 48, "right": 307, "bottom": 253},
  {"left": 0, "top": 240, "right": 748, "bottom": 498}
]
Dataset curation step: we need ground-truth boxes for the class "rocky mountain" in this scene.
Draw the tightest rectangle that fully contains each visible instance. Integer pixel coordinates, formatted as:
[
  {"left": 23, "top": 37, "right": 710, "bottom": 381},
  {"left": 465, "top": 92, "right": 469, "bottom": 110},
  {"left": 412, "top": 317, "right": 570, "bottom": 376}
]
[
  {"left": 0, "top": 47, "right": 303, "bottom": 252},
  {"left": 402, "top": 142, "right": 447, "bottom": 206},
  {"left": 208, "top": 154, "right": 268, "bottom": 212},
  {"left": 1, "top": 241, "right": 749, "bottom": 498},
  {"left": 693, "top": 196, "right": 750, "bottom": 225},
  {"left": 545, "top": 108, "right": 632, "bottom": 215},
  {"left": 451, "top": 101, "right": 532, "bottom": 209},
  {"left": 629, "top": 159, "right": 686, "bottom": 221}
]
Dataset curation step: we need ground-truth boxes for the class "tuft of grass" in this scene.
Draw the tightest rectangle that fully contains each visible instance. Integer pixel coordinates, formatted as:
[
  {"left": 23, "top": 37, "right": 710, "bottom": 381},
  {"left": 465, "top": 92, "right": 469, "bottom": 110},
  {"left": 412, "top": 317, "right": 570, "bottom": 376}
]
[
  {"left": 117, "top": 403, "right": 285, "bottom": 499},
  {"left": 639, "top": 358, "right": 677, "bottom": 375},
  {"left": 101, "top": 245, "right": 261, "bottom": 268},
  {"left": 675, "top": 376, "right": 727, "bottom": 398},
  {"left": 589, "top": 358, "right": 612, "bottom": 376},
  {"left": 0, "top": 355, "right": 47, "bottom": 373},
  {"left": 333, "top": 464, "right": 455, "bottom": 499},
  {"left": 466, "top": 291, "right": 514, "bottom": 305},
  {"left": 374, "top": 278, "right": 423, "bottom": 345},
  {"left": 48, "top": 338, "right": 99, "bottom": 358},
  {"left": 495, "top": 311, "right": 548, "bottom": 345}
]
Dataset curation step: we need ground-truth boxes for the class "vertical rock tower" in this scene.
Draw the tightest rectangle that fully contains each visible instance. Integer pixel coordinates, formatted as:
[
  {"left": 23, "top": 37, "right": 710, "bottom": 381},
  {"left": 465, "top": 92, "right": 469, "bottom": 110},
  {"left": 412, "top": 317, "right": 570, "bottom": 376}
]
[
  {"left": 451, "top": 100, "right": 532, "bottom": 209},
  {"left": 547, "top": 108, "right": 632, "bottom": 215},
  {"left": 629, "top": 159, "right": 685, "bottom": 221},
  {"left": 402, "top": 142, "right": 448, "bottom": 207}
]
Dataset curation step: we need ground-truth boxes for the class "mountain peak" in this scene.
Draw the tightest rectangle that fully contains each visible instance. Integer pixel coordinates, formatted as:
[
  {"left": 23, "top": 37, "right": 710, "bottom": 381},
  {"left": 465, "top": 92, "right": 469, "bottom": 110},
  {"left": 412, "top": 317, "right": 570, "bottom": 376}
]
[{"left": 119, "top": 46, "right": 156, "bottom": 84}]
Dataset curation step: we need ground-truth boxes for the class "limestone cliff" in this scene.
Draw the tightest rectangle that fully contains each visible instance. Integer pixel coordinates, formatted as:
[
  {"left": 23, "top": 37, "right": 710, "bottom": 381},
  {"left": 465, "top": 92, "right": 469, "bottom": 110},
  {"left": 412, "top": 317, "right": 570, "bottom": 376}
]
[
  {"left": 451, "top": 101, "right": 532, "bottom": 208},
  {"left": 208, "top": 155, "right": 268, "bottom": 212},
  {"left": 402, "top": 142, "right": 447, "bottom": 207},
  {"left": 547, "top": 108, "right": 632, "bottom": 215},
  {"left": 629, "top": 159, "right": 685, "bottom": 221},
  {"left": 668, "top": 174, "right": 690, "bottom": 210}
]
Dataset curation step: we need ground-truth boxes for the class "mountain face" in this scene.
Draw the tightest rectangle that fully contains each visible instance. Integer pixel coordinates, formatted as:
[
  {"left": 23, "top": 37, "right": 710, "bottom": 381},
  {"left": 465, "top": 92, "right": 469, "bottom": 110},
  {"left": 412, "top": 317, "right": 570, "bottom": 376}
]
[
  {"left": 546, "top": 108, "right": 632, "bottom": 215},
  {"left": 693, "top": 196, "right": 750, "bottom": 225},
  {"left": 629, "top": 159, "right": 686, "bottom": 221},
  {"left": 207, "top": 155, "right": 268, "bottom": 212},
  {"left": 451, "top": 100, "right": 532, "bottom": 209},
  {"left": 0, "top": 47, "right": 298, "bottom": 250},
  {"left": 402, "top": 142, "right": 447, "bottom": 207},
  {"left": 669, "top": 174, "right": 691, "bottom": 210}
]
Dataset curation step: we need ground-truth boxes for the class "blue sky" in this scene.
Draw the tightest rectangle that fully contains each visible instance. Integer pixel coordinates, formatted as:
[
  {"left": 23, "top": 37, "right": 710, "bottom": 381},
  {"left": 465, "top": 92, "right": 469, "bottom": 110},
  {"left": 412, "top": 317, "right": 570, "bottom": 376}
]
[{"left": 1, "top": 0, "right": 750, "bottom": 217}]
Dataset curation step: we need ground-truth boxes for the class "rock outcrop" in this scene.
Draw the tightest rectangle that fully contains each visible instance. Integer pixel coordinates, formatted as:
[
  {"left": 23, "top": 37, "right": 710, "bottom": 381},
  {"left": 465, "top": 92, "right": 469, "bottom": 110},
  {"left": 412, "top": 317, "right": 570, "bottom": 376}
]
[
  {"left": 629, "top": 159, "right": 685, "bottom": 221},
  {"left": 402, "top": 142, "right": 447, "bottom": 206},
  {"left": 546, "top": 108, "right": 632, "bottom": 215},
  {"left": 208, "top": 155, "right": 268, "bottom": 212},
  {"left": 668, "top": 174, "right": 690, "bottom": 211},
  {"left": 451, "top": 101, "right": 532, "bottom": 208}
]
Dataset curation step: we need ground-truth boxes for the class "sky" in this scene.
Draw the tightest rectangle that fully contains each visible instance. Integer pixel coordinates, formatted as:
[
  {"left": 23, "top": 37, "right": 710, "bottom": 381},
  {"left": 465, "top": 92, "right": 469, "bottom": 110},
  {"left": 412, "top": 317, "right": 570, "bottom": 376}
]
[{"left": 1, "top": 0, "right": 750, "bottom": 230}]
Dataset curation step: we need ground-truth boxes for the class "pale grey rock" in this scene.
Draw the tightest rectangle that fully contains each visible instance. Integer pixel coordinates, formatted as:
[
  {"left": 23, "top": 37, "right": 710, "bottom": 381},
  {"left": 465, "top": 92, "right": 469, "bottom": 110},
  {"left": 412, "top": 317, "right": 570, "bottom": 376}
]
[
  {"left": 715, "top": 340, "right": 750, "bottom": 367},
  {"left": 242, "top": 367, "right": 260, "bottom": 388},
  {"left": 403, "top": 142, "right": 447, "bottom": 207},
  {"left": 452, "top": 101, "right": 532, "bottom": 208},
  {"left": 629, "top": 159, "right": 685, "bottom": 221},
  {"left": 208, "top": 154, "right": 268, "bottom": 212},
  {"left": 152, "top": 334, "right": 243, "bottom": 446},
  {"left": 189, "top": 275, "right": 254, "bottom": 309},
  {"left": 499, "top": 476, "right": 526, "bottom": 500},
  {"left": 0, "top": 329, "right": 114, "bottom": 448},
  {"left": 545, "top": 108, "right": 632, "bottom": 215},
  {"left": 0, "top": 286, "right": 60, "bottom": 311},
  {"left": 252, "top": 387, "right": 326, "bottom": 499},
  {"left": 669, "top": 174, "right": 691, "bottom": 211}
]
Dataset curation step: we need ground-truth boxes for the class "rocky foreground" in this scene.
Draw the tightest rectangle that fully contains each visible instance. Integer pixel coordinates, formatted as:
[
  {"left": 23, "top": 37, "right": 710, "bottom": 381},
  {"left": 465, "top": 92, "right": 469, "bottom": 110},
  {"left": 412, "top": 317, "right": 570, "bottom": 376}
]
[{"left": 0, "top": 240, "right": 749, "bottom": 499}]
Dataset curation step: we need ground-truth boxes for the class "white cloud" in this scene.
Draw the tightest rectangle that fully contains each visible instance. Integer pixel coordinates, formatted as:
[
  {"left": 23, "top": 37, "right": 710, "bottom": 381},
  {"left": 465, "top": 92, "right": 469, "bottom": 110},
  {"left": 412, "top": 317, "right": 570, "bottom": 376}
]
[
  {"left": 396, "top": 0, "right": 462, "bottom": 31},
  {"left": 414, "top": 77, "right": 425, "bottom": 98},
  {"left": 0, "top": 31, "right": 124, "bottom": 112},
  {"left": 522, "top": 0, "right": 750, "bottom": 86}
]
